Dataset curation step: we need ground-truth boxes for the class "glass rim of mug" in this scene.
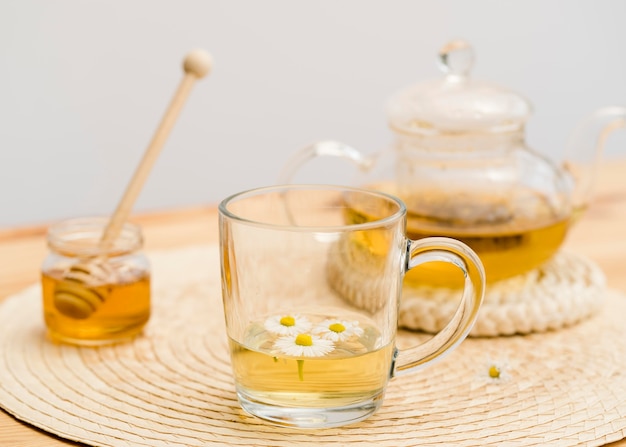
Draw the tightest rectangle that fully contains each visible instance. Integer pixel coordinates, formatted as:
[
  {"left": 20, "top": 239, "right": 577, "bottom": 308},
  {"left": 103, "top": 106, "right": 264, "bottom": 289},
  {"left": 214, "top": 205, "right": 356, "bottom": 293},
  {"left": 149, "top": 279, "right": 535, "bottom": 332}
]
[{"left": 218, "top": 184, "right": 408, "bottom": 231}]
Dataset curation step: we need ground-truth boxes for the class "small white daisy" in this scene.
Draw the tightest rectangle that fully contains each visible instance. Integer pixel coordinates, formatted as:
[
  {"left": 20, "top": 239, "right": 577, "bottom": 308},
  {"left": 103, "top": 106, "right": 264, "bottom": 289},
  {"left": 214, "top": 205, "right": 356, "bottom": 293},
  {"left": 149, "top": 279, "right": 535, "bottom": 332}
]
[
  {"left": 273, "top": 333, "right": 335, "bottom": 358},
  {"left": 312, "top": 319, "right": 364, "bottom": 342},
  {"left": 477, "top": 356, "right": 513, "bottom": 384},
  {"left": 264, "top": 314, "right": 312, "bottom": 336}
]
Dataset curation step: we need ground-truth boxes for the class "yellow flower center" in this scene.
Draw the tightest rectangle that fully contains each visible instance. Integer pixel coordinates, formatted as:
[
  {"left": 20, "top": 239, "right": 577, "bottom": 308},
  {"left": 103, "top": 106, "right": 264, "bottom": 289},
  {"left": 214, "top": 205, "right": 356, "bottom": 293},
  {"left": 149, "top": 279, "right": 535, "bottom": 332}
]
[
  {"left": 280, "top": 316, "right": 296, "bottom": 327},
  {"left": 295, "top": 334, "right": 313, "bottom": 346},
  {"left": 329, "top": 323, "right": 346, "bottom": 333},
  {"left": 488, "top": 365, "right": 501, "bottom": 379}
]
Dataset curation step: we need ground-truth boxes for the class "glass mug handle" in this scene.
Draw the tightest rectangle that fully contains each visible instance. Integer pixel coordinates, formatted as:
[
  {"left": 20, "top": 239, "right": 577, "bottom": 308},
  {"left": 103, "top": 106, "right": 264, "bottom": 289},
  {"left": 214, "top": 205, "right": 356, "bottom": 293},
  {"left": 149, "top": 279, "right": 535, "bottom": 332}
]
[{"left": 392, "top": 236, "right": 486, "bottom": 377}]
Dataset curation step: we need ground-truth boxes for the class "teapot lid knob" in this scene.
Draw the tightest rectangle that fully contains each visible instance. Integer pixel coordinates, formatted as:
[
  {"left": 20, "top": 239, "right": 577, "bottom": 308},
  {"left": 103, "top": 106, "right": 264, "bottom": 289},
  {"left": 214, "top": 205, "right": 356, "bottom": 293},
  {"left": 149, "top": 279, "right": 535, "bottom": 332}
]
[
  {"left": 438, "top": 39, "right": 474, "bottom": 79},
  {"left": 385, "top": 39, "right": 533, "bottom": 134}
]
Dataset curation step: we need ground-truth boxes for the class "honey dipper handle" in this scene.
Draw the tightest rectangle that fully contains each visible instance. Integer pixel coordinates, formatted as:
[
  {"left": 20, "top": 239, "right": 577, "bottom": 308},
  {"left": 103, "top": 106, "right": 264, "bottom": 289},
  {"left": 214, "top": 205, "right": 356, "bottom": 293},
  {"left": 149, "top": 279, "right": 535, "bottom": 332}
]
[{"left": 100, "top": 49, "right": 212, "bottom": 249}]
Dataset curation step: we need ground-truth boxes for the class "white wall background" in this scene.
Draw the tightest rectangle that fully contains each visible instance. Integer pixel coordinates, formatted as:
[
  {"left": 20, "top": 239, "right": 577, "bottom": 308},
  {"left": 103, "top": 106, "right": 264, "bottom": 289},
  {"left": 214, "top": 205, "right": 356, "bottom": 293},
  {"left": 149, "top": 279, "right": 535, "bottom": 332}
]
[{"left": 1, "top": 0, "right": 625, "bottom": 227}]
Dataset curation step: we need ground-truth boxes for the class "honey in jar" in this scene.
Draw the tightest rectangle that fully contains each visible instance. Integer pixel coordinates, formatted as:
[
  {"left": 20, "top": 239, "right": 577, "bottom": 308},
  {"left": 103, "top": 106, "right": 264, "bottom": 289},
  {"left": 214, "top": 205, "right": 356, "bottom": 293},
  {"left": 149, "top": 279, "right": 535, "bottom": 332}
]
[{"left": 41, "top": 217, "right": 151, "bottom": 345}]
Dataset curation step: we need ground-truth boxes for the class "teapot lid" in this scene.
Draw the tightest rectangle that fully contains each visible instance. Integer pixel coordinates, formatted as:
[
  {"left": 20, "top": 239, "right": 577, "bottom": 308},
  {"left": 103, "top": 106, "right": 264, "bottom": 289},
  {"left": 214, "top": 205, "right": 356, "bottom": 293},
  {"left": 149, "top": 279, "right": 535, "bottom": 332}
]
[{"left": 386, "top": 40, "right": 532, "bottom": 135}]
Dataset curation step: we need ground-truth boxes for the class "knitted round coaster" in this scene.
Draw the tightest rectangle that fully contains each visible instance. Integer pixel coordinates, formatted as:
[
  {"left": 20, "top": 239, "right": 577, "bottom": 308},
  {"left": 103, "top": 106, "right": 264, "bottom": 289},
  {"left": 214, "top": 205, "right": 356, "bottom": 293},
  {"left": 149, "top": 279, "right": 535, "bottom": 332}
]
[
  {"left": 400, "top": 251, "right": 606, "bottom": 336},
  {"left": 1, "top": 245, "right": 625, "bottom": 447},
  {"left": 327, "top": 244, "right": 606, "bottom": 337}
]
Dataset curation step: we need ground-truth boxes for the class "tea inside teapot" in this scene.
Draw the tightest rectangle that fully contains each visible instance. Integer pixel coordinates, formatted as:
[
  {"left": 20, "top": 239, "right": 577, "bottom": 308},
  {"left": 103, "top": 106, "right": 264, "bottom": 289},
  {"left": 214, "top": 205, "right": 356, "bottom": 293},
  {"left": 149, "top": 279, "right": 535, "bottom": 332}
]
[{"left": 364, "top": 180, "right": 570, "bottom": 286}]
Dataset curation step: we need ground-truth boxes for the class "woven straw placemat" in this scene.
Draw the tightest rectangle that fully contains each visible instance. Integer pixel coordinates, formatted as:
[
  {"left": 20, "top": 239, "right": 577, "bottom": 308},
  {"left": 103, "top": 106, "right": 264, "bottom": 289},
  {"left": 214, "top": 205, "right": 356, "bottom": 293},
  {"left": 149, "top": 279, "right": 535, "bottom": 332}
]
[{"left": 1, "top": 244, "right": 625, "bottom": 447}]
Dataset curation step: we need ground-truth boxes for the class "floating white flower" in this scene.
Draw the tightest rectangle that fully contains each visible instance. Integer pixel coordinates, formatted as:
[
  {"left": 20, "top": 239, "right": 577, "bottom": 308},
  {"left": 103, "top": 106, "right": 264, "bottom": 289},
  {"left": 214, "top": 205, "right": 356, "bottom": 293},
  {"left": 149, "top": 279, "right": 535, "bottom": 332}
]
[
  {"left": 264, "top": 314, "right": 312, "bottom": 336},
  {"left": 273, "top": 333, "right": 335, "bottom": 381},
  {"left": 273, "top": 333, "right": 335, "bottom": 358},
  {"left": 313, "top": 319, "right": 364, "bottom": 342}
]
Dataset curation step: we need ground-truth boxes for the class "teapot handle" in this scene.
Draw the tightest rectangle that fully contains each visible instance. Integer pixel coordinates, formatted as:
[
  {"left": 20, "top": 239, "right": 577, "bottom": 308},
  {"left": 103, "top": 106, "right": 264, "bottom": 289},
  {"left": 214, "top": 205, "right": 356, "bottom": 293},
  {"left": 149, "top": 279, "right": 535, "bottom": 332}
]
[
  {"left": 565, "top": 106, "right": 626, "bottom": 213},
  {"left": 277, "top": 140, "right": 373, "bottom": 184}
]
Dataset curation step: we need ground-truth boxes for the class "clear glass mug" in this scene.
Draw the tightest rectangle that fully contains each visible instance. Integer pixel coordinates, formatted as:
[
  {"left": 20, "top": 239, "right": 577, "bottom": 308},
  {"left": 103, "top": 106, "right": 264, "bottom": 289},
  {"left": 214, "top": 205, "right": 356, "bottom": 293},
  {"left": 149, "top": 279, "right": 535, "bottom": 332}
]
[{"left": 219, "top": 185, "right": 485, "bottom": 428}]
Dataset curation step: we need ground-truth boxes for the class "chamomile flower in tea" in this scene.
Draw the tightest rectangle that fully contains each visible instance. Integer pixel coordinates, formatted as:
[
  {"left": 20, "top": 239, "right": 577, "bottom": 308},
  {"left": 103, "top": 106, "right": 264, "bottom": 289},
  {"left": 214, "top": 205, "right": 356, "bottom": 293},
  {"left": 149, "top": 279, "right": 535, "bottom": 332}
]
[
  {"left": 273, "top": 332, "right": 336, "bottom": 381},
  {"left": 313, "top": 319, "right": 364, "bottom": 342},
  {"left": 264, "top": 314, "right": 312, "bottom": 336},
  {"left": 273, "top": 333, "right": 335, "bottom": 358}
]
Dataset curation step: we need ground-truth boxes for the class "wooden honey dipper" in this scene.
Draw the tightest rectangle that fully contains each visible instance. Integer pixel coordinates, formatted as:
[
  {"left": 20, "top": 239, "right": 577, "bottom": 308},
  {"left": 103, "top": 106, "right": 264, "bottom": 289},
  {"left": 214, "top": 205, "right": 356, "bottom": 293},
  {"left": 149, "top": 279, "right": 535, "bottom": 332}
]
[{"left": 53, "top": 49, "right": 213, "bottom": 319}]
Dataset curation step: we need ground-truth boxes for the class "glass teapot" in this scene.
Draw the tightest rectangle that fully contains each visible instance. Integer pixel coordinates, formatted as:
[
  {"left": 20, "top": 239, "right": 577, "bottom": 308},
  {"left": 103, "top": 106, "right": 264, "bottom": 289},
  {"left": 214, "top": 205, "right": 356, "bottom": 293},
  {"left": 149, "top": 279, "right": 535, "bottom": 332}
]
[{"left": 280, "top": 40, "right": 626, "bottom": 285}]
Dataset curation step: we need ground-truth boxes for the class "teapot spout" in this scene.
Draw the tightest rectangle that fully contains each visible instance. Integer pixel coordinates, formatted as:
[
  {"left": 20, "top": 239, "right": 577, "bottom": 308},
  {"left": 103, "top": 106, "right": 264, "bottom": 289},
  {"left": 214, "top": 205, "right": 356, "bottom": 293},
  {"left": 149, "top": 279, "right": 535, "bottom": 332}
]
[{"left": 565, "top": 106, "right": 626, "bottom": 212}]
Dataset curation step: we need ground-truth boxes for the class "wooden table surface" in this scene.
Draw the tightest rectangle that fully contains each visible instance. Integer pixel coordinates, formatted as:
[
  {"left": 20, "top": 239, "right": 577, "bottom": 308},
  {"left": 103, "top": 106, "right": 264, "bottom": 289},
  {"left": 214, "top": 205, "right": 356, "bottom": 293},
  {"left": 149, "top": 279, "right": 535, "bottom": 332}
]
[{"left": 1, "top": 160, "right": 625, "bottom": 446}]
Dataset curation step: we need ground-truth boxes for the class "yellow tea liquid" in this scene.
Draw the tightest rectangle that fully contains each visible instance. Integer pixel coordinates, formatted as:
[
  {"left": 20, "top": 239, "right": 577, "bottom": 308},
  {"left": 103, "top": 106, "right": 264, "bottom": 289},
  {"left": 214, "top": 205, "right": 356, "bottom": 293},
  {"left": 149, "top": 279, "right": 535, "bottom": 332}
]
[
  {"left": 42, "top": 270, "right": 150, "bottom": 345},
  {"left": 344, "top": 186, "right": 571, "bottom": 285},
  {"left": 230, "top": 314, "right": 393, "bottom": 410}
]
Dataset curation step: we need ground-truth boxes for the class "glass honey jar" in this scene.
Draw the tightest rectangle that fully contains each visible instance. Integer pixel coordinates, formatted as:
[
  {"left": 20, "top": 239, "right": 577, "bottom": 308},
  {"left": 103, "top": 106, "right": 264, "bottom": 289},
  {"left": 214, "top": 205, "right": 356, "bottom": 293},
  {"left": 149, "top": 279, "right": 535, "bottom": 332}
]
[{"left": 41, "top": 217, "right": 151, "bottom": 345}]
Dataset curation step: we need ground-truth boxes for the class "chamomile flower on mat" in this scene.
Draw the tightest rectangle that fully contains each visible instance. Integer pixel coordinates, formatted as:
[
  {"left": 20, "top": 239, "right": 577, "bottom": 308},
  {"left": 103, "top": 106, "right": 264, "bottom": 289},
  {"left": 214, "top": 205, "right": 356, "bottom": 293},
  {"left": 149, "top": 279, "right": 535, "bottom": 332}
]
[
  {"left": 264, "top": 314, "right": 312, "bottom": 336},
  {"left": 476, "top": 355, "right": 513, "bottom": 385},
  {"left": 313, "top": 319, "right": 364, "bottom": 342},
  {"left": 273, "top": 333, "right": 335, "bottom": 358}
]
